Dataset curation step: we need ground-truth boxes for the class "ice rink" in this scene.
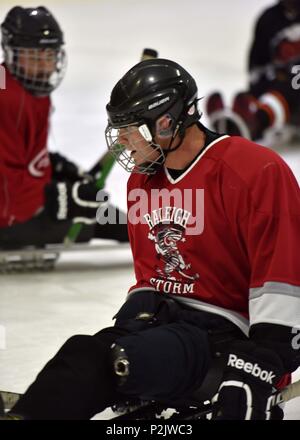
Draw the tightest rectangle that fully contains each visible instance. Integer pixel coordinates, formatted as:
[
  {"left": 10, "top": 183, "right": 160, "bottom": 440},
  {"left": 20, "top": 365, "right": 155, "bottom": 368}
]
[{"left": 0, "top": 0, "right": 300, "bottom": 419}]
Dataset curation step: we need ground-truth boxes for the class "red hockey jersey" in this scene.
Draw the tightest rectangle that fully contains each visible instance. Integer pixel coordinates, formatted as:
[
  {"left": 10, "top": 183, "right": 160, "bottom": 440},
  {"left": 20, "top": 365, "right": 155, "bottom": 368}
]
[
  {"left": 0, "top": 65, "right": 51, "bottom": 227},
  {"left": 127, "top": 135, "right": 300, "bottom": 336}
]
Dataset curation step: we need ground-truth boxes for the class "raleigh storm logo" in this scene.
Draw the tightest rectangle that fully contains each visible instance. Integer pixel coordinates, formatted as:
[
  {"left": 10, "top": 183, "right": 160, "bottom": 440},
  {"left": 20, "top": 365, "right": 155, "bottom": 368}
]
[{"left": 144, "top": 207, "right": 199, "bottom": 294}]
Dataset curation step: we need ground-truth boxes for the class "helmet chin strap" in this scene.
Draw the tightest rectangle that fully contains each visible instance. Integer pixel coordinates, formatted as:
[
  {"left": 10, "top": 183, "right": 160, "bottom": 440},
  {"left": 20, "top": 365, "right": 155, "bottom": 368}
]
[
  {"left": 141, "top": 114, "right": 197, "bottom": 174},
  {"left": 139, "top": 101, "right": 201, "bottom": 174},
  {"left": 162, "top": 104, "right": 201, "bottom": 158}
]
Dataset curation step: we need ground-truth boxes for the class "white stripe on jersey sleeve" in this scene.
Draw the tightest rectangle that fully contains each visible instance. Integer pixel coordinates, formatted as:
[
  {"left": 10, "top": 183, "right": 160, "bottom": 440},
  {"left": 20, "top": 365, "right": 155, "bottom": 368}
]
[{"left": 249, "top": 282, "right": 300, "bottom": 328}]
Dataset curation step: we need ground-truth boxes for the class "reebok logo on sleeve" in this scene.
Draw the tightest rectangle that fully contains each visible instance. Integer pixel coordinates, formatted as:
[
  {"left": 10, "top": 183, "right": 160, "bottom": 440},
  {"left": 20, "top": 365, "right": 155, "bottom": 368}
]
[{"left": 228, "top": 354, "right": 276, "bottom": 384}]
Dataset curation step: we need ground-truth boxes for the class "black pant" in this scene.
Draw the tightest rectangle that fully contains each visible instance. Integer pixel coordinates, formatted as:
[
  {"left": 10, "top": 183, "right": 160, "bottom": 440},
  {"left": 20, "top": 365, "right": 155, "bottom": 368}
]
[
  {"left": 12, "top": 291, "right": 245, "bottom": 420},
  {"left": 0, "top": 207, "right": 128, "bottom": 249}
]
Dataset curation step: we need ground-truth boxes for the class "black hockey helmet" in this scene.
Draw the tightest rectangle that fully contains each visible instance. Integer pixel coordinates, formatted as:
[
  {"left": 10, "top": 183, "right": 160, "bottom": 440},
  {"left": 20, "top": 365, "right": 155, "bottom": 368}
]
[
  {"left": 1, "top": 6, "right": 66, "bottom": 96},
  {"left": 107, "top": 58, "right": 199, "bottom": 131},
  {"left": 1, "top": 6, "right": 64, "bottom": 48},
  {"left": 105, "top": 59, "right": 200, "bottom": 174}
]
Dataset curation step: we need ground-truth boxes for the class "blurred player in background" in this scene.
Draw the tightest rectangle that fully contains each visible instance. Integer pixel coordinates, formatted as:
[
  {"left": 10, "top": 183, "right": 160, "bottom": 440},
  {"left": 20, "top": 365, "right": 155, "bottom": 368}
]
[
  {"left": 206, "top": 0, "right": 300, "bottom": 143},
  {"left": 0, "top": 6, "right": 128, "bottom": 249}
]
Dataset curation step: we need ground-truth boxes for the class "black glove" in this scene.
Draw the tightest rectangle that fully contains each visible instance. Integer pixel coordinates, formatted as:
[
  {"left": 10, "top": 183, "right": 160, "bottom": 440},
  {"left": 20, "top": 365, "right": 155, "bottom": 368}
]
[
  {"left": 49, "top": 152, "right": 90, "bottom": 182},
  {"left": 45, "top": 180, "right": 109, "bottom": 224},
  {"left": 212, "top": 340, "right": 284, "bottom": 420}
]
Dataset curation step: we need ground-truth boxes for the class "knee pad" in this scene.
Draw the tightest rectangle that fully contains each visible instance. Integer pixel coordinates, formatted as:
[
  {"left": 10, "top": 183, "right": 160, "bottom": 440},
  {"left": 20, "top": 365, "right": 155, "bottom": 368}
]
[
  {"left": 16, "top": 332, "right": 126, "bottom": 420},
  {"left": 112, "top": 322, "right": 211, "bottom": 401},
  {"left": 50, "top": 334, "right": 109, "bottom": 375},
  {"left": 50, "top": 328, "right": 128, "bottom": 380}
]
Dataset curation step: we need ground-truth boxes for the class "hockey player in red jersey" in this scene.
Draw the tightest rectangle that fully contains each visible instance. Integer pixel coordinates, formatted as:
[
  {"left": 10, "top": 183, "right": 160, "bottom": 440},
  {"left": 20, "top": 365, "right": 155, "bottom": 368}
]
[
  {"left": 0, "top": 6, "right": 128, "bottom": 248},
  {"left": 206, "top": 0, "right": 300, "bottom": 142},
  {"left": 6, "top": 59, "right": 300, "bottom": 420}
]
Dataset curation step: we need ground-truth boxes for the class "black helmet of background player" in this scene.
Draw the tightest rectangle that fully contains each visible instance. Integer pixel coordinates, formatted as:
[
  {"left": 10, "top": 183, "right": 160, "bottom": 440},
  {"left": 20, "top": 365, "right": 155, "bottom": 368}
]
[
  {"left": 280, "top": 0, "right": 300, "bottom": 17},
  {"left": 1, "top": 6, "right": 66, "bottom": 97},
  {"left": 105, "top": 58, "right": 200, "bottom": 175}
]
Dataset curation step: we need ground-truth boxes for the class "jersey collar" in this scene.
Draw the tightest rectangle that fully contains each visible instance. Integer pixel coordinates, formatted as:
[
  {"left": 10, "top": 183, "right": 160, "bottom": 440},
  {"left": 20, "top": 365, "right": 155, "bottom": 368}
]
[{"left": 164, "top": 135, "right": 229, "bottom": 184}]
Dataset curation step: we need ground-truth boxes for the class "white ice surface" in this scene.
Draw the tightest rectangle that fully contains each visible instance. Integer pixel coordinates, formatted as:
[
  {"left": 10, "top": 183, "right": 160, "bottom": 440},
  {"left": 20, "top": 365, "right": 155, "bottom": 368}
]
[{"left": 0, "top": 0, "right": 299, "bottom": 419}]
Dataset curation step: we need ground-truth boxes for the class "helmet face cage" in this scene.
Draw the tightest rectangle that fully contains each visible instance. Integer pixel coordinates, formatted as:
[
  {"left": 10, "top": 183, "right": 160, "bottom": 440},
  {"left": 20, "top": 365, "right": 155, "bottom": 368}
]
[
  {"left": 3, "top": 45, "right": 67, "bottom": 96},
  {"left": 105, "top": 122, "right": 165, "bottom": 175}
]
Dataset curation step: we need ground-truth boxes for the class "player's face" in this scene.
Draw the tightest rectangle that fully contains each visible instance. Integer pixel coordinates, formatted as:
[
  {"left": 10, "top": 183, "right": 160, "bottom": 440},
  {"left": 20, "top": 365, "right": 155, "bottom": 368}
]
[
  {"left": 118, "top": 125, "right": 161, "bottom": 166},
  {"left": 18, "top": 48, "right": 57, "bottom": 79}
]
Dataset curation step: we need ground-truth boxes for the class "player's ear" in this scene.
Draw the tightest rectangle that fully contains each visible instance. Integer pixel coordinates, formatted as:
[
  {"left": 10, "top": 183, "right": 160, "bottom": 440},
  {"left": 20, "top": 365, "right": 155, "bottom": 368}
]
[{"left": 155, "top": 114, "right": 174, "bottom": 138}]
